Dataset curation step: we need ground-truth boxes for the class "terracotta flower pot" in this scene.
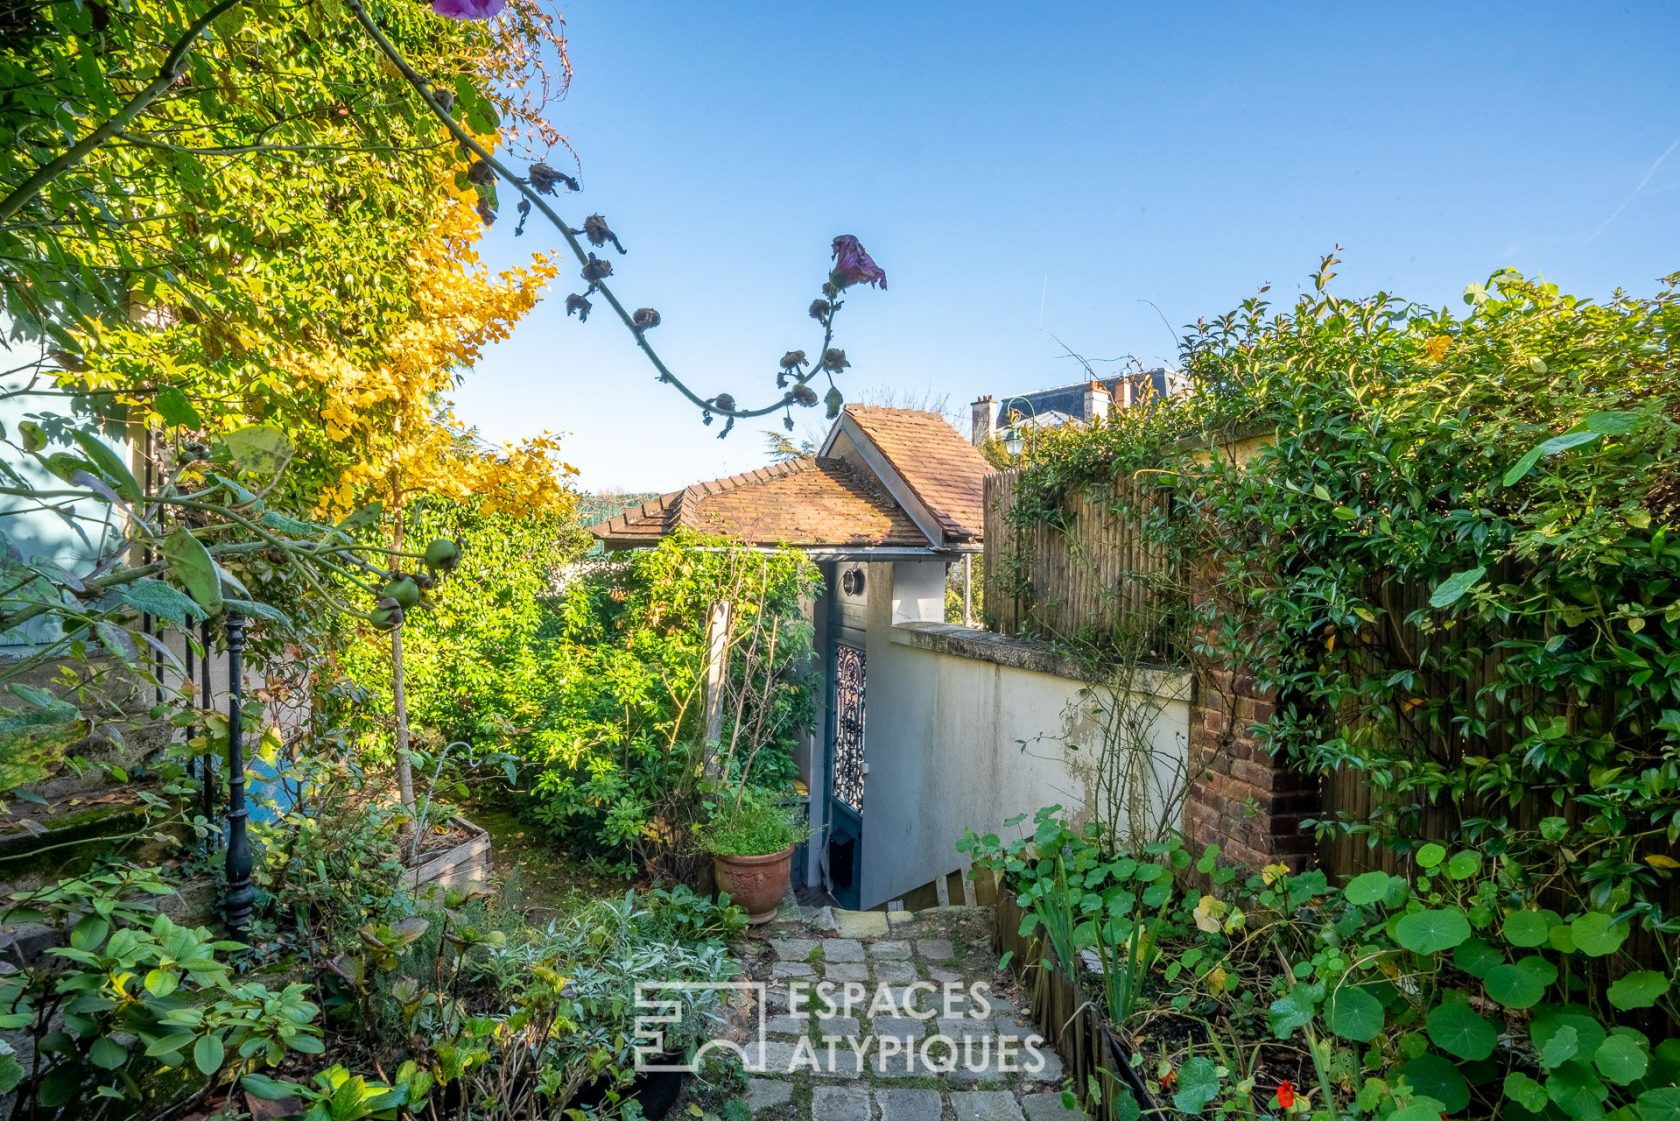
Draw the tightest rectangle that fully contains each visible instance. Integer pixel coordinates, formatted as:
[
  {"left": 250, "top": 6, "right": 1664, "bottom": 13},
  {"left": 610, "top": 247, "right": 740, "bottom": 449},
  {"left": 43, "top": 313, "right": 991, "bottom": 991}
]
[{"left": 713, "top": 847, "right": 794, "bottom": 924}]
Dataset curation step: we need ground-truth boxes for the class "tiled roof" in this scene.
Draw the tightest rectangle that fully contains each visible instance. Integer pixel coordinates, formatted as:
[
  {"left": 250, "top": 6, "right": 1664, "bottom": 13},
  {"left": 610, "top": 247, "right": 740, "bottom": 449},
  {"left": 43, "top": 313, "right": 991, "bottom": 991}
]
[
  {"left": 589, "top": 457, "right": 928, "bottom": 550},
  {"left": 840, "top": 406, "right": 992, "bottom": 543}
]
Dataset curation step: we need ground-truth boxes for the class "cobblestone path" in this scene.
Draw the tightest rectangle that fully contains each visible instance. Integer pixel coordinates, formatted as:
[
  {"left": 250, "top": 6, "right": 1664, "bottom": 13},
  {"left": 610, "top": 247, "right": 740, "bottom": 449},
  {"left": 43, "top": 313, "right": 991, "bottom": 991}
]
[{"left": 726, "top": 900, "right": 1086, "bottom": 1121}]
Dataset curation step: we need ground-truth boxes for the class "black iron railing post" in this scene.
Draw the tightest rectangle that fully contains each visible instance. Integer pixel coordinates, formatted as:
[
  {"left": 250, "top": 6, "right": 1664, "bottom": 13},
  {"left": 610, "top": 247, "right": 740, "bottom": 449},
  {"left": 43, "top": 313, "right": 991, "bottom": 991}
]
[
  {"left": 199, "top": 616, "right": 216, "bottom": 839},
  {"left": 223, "top": 613, "right": 255, "bottom": 942}
]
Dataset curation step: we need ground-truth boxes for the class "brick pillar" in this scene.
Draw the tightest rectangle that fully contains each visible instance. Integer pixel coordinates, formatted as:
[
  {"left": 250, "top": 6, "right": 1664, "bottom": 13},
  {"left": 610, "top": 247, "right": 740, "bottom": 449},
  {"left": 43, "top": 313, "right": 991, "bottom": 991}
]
[{"left": 1184, "top": 663, "right": 1319, "bottom": 869}]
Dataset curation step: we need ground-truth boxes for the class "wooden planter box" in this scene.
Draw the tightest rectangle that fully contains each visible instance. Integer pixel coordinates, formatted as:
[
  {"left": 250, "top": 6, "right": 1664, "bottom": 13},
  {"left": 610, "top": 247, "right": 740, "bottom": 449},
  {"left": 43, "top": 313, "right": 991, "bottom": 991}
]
[
  {"left": 404, "top": 816, "right": 492, "bottom": 893},
  {"left": 994, "top": 892, "right": 1160, "bottom": 1121}
]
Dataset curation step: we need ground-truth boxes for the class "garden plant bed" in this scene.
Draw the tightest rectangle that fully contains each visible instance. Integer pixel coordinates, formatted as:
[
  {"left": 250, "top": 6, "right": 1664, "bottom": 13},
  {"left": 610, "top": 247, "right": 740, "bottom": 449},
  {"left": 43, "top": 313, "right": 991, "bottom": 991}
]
[{"left": 403, "top": 815, "right": 492, "bottom": 892}]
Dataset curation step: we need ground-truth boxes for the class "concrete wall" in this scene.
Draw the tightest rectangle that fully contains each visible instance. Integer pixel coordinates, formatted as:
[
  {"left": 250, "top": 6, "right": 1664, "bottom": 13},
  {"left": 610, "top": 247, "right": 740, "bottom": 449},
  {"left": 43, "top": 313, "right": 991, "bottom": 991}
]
[{"left": 858, "top": 611, "right": 1190, "bottom": 909}]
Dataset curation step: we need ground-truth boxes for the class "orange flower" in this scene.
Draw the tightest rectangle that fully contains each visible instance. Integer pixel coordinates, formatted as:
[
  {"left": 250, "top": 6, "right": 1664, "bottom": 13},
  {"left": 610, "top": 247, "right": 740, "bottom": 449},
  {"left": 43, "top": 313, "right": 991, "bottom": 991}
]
[{"left": 1276, "top": 1081, "right": 1296, "bottom": 1109}]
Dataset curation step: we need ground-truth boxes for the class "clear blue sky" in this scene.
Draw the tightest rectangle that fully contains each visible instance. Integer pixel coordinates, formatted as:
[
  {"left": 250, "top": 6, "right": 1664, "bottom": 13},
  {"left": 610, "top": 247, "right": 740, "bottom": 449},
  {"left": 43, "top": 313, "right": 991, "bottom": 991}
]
[{"left": 457, "top": 0, "right": 1680, "bottom": 494}]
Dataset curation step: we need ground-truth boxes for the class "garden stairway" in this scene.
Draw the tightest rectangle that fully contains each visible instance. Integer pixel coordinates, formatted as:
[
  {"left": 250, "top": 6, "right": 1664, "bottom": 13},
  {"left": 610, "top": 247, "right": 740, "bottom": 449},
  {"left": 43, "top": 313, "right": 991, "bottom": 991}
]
[{"left": 730, "top": 900, "right": 1085, "bottom": 1121}]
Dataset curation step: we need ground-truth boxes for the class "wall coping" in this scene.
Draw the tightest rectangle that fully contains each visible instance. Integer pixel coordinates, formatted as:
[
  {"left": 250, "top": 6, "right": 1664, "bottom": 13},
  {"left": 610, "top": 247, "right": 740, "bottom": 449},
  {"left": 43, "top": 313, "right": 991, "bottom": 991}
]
[{"left": 889, "top": 622, "right": 1193, "bottom": 701}]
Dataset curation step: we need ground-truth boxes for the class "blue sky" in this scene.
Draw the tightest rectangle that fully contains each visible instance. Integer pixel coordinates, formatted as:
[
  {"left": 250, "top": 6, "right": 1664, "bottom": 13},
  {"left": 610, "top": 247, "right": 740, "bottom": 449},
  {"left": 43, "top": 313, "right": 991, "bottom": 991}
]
[{"left": 457, "top": 1, "right": 1680, "bottom": 493}]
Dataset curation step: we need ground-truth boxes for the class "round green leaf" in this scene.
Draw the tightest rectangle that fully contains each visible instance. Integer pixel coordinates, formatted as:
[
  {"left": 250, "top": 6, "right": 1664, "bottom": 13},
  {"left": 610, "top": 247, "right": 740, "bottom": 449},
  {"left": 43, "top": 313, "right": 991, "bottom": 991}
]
[
  {"left": 1395, "top": 908, "right": 1472, "bottom": 955},
  {"left": 1391, "top": 1102, "right": 1449, "bottom": 1121},
  {"left": 1452, "top": 938, "right": 1502, "bottom": 979},
  {"left": 1546, "top": 1060, "right": 1609, "bottom": 1119},
  {"left": 1445, "top": 850, "right": 1481, "bottom": 880},
  {"left": 1402, "top": 1054, "right": 1470, "bottom": 1113},
  {"left": 1569, "top": 912, "right": 1628, "bottom": 958},
  {"left": 1596, "top": 1034, "right": 1650, "bottom": 1086},
  {"left": 1540, "top": 1025, "right": 1580, "bottom": 1070},
  {"left": 1416, "top": 843, "right": 1448, "bottom": 869},
  {"left": 1502, "top": 910, "right": 1555, "bottom": 948},
  {"left": 1484, "top": 956, "right": 1558, "bottom": 1010},
  {"left": 1533, "top": 1009, "right": 1607, "bottom": 1064},
  {"left": 1428, "top": 1000, "right": 1498, "bottom": 1061},
  {"left": 1608, "top": 971, "right": 1670, "bottom": 1012},
  {"left": 1344, "top": 870, "right": 1392, "bottom": 906},
  {"left": 1639, "top": 1087, "right": 1680, "bottom": 1121},
  {"left": 1326, "top": 985, "right": 1385, "bottom": 1043},
  {"left": 1504, "top": 1072, "right": 1549, "bottom": 1113}
]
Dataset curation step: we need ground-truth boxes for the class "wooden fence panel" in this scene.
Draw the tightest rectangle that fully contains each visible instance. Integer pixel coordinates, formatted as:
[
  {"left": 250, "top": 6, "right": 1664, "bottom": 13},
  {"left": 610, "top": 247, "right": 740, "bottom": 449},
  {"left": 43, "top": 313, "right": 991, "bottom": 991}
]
[{"left": 982, "top": 469, "right": 1182, "bottom": 660}]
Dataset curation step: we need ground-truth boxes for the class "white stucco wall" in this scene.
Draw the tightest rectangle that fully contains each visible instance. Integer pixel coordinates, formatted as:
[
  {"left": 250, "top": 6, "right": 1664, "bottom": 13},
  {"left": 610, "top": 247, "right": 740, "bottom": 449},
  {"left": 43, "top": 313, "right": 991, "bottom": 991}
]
[{"left": 857, "top": 610, "right": 1191, "bottom": 909}]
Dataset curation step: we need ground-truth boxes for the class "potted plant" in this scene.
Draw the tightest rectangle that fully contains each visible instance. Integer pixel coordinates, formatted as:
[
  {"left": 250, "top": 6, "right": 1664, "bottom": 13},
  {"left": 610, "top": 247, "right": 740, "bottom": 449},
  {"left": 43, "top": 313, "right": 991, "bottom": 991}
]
[{"left": 698, "top": 788, "right": 806, "bottom": 924}]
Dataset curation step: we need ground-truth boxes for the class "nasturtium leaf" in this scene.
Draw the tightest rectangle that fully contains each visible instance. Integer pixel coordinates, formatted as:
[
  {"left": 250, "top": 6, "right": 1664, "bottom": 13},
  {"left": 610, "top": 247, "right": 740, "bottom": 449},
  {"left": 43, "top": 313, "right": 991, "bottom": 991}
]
[
  {"left": 1428, "top": 1001, "right": 1498, "bottom": 1061},
  {"left": 1390, "top": 1102, "right": 1449, "bottom": 1121},
  {"left": 1452, "top": 938, "right": 1502, "bottom": 979},
  {"left": 1539, "top": 1025, "right": 1581, "bottom": 1070},
  {"left": 1546, "top": 1060, "right": 1609, "bottom": 1119},
  {"left": 1639, "top": 1087, "right": 1680, "bottom": 1121},
  {"left": 160, "top": 528, "right": 222, "bottom": 613},
  {"left": 1596, "top": 1034, "right": 1651, "bottom": 1085},
  {"left": 1533, "top": 1008, "right": 1607, "bottom": 1061},
  {"left": 1326, "top": 985, "right": 1385, "bottom": 1042},
  {"left": 1401, "top": 1054, "right": 1470, "bottom": 1113},
  {"left": 154, "top": 387, "right": 202, "bottom": 428},
  {"left": 1344, "top": 870, "right": 1392, "bottom": 905},
  {"left": 1569, "top": 912, "right": 1628, "bottom": 958},
  {"left": 1268, "top": 983, "right": 1322, "bottom": 1039},
  {"left": 1172, "top": 1055, "right": 1222, "bottom": 1115},
  {"left": 1608, "top": 971, "right": 1669, "bottom": 1012},
  {"left": 1429, "top": 568, "right": 1485, "bottom": 610},
  {"left": 1484, "top": 956, "right": 1557, "bottom": 1010},
  {"left": 1417, "top": 845, "right": 1447, "bottom": 869},
  {"left": 1445, "top": 850, "right": 1481, "bottom": 880},
  {"left": 1395, "top": 908, "right": 1472, "bottom": 955},
  {"left": 1504, "top": 1072, "right": 1549, "bottom": 1113},
  {"left": 1502, "top": 910, "right": 1554, "bottom": 948}
]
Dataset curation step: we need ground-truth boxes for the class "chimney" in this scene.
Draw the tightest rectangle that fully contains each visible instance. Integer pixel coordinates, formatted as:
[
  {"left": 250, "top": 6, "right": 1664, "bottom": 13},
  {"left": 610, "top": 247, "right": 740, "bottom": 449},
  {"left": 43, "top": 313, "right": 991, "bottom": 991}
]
[
  {"left": 1083, "top": 381, "right": 1111, "bottom": 424},
  {"left": 970, "top": 395, "right": 998, "bottom": 446}
]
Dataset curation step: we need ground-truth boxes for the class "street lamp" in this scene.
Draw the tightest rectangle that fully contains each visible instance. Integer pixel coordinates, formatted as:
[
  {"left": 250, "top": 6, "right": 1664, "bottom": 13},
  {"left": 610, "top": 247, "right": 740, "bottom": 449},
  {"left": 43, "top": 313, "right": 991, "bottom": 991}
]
[{"left": 999, "top": 396, "right": 1037, "bottom": 459}]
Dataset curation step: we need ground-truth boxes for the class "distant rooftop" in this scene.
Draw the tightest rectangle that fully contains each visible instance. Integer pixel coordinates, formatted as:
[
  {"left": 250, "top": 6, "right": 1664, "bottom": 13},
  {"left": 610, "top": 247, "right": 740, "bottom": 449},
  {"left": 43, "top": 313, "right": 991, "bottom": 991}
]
[{"left": 971, "top": 368, "right": 1185, "bottom": 445}]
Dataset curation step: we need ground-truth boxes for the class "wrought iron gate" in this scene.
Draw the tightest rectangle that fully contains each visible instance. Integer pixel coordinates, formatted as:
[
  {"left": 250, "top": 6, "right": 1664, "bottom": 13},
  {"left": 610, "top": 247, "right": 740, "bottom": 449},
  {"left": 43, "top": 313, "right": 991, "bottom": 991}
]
[
  {"left": 826, "top": 642, "right": 867, "bottom": 907},
  {"left": 832, "top": 645, "right": 867, "bottom": 812}
]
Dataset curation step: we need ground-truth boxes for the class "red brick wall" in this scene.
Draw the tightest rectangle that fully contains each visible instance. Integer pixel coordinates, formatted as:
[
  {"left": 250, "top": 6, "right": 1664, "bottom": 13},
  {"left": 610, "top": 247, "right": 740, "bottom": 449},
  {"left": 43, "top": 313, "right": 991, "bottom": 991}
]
[{"left": 1184, "top": 659, "right": 1320, "bottom": 871}]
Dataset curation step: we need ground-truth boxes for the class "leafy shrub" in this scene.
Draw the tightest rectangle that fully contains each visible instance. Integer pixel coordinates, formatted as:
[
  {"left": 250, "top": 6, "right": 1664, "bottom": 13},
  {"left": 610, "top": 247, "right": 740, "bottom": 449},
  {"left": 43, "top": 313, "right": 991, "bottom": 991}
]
[
  {"left": 0, "top": 869, "right": 323, "bottom": 1118},
  {"left": 522, "top": 532, "right": 820, "bottom": 865},
  {"left": 970, "top": 808, "right": 1680, "bottom": 1120},
  {"left": 1004, "top": 264, "right": 1680, "bottom": 929},
  {"left": 697, "top": 789, "right": 807, "bottom": 857},
  {"left": 336, "top": 499, "right": 582, "bottom": 761}
]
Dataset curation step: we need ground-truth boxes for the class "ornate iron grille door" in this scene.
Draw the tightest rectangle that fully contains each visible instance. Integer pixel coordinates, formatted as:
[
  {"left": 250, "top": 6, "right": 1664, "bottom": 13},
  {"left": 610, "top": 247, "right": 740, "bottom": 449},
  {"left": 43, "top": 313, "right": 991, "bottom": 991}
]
[{"left": 832, "top": 645, "right": 867, "bottom": 813}]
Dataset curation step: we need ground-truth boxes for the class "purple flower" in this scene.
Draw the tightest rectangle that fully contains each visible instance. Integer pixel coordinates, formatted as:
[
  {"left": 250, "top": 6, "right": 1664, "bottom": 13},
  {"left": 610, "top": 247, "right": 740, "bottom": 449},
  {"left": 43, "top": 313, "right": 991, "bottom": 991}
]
[
  {"left": 830, "top": 235, "right": 886, "bottom": 290},
  {"left": 432, "top": 0, "right": 505, "bottom": 19}
]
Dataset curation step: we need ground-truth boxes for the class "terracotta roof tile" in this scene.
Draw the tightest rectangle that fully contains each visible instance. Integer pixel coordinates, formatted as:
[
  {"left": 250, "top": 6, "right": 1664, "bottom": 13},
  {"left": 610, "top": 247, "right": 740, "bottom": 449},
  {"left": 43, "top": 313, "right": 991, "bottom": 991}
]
[
  {"left": 589, "top": 457, "right": 928, "bottom": 550},
  {"left": 840, "top": 406, "right": 992, "bottom": 542}
]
